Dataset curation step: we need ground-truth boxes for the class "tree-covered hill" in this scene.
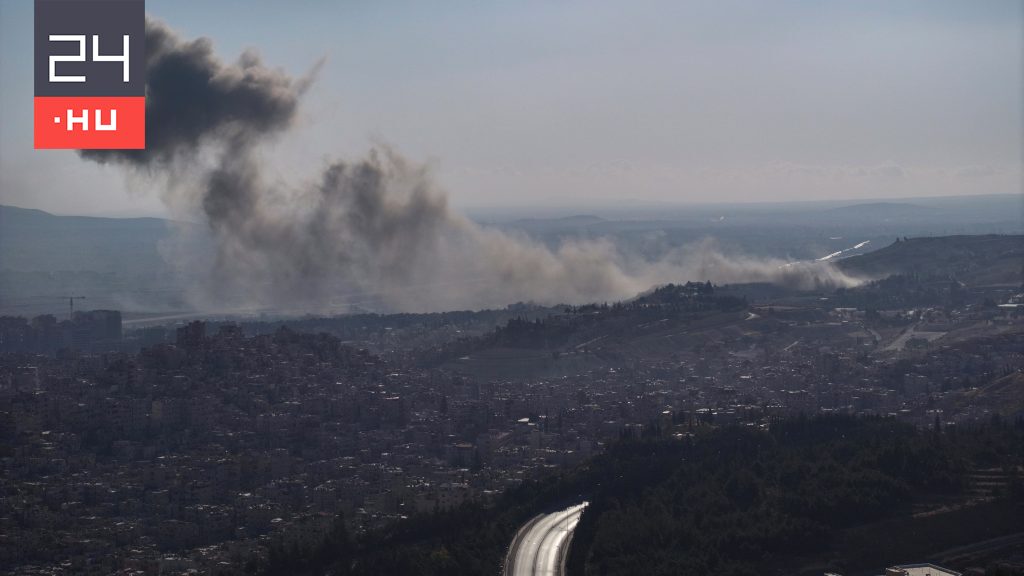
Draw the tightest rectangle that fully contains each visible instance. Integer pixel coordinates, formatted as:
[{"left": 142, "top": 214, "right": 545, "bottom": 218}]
[
  {"left": 837, "top": 235, "right": 1024, "bottom": 287},
  {"left": 255, "top": 416, "right": 1024, "bottom": 576},
  {"left": 569, "top": 416, "right": 1024, "bottom": 576}
]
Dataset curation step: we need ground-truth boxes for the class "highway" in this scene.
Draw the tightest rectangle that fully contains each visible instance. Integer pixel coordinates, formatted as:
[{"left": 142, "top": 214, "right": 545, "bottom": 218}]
[{"left": 504, "top": 502, "right": 588, "bottom": 576}]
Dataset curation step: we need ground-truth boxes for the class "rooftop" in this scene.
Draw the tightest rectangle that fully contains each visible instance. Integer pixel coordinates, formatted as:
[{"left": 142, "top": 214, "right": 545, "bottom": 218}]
[{"left": 883, "top": 563, "right": 962, "bottom": 576}]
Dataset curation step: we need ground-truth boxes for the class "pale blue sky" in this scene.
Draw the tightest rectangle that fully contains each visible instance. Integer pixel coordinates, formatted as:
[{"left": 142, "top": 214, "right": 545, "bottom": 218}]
[{"left": 1, "top": 0, "right": 1021, "bottom": 216}]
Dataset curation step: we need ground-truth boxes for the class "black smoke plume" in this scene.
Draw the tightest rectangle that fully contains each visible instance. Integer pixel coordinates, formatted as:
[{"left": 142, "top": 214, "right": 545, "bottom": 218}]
[
  {"left": 81, "top": 19, "right": 863, "bottom": 313},
  {"left": 83, "top": 20, "right": 308, "bottom": 167}
]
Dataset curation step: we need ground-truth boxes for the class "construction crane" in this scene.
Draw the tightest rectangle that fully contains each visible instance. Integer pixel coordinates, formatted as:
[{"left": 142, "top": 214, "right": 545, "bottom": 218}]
[{"left": 60, "top": 296, "right": 86, "bottom": 320}]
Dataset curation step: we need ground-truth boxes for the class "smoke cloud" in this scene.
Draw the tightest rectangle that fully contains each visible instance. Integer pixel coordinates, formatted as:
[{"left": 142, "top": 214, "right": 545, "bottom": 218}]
[
  {"left": 82, "top": 20, "right": 863, "bottom": 313},
  {"left": 83, "top": 20, "right": 309, "bottom": 168}
]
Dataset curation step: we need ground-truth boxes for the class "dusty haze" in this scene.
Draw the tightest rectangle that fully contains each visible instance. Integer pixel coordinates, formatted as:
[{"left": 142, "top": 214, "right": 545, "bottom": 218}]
[{"left": 81, "top": 20, "right": 863, "bottom": 313}]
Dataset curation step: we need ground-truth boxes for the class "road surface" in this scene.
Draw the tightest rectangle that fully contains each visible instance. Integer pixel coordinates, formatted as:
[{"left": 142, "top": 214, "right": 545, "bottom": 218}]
[
  {"left": 884, "top": 323, "right": 946, "bottom": 352},
  {"left": 505, "top": 502, "right": 588, "bottom": 576}
]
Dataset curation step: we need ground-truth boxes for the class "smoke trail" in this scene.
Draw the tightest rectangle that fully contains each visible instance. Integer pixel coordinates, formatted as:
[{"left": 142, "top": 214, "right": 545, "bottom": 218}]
[
  {"left": 82, "top": 20, "right": 308, "bottom": 168},
  {"left": 82, "top": 20, "right": 864, "bottom": 313}
]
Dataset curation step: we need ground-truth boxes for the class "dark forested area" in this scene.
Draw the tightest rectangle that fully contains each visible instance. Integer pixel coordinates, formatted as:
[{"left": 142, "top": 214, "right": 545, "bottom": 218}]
[
  {"left": 259, "top": 470, "right": 587, "bottom": 576},
  {"left": 569, "top": 416, "right": 1024, "bottom": 576},
  {"left": 257, "top": 416, "right": 1024, "bottom": 576},
  {"left": 416, "top": 281, "right": 747, "bottom": 367}
]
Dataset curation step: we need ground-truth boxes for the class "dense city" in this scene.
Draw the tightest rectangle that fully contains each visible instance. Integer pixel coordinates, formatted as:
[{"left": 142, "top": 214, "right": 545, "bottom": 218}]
[{"left": 2, "top": 273, "right": 1022, "bottom": 574}]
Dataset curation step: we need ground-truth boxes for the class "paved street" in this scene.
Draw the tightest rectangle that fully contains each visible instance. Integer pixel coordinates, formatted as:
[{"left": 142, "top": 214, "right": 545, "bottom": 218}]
[{"left": 505, "top": 503, "right": 588, "bottom": 576}]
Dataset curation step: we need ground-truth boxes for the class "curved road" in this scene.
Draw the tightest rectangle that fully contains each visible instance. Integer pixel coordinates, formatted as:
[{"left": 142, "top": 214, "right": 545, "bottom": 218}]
[{"left": 505, "top": 502, "right": 588, "bottom": 576}]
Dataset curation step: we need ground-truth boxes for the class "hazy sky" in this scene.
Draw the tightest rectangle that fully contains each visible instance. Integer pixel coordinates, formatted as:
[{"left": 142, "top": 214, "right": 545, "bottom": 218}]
[{"left": 1, "top": 0, "right": 1020, "bottom": 217}]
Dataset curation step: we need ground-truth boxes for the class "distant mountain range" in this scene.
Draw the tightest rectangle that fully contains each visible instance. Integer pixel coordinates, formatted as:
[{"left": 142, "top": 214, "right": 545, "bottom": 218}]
[
  {"left": 1, "top": 195, "right": 1021, "bottom": 316},
  {"left": 0, "top": 204, "right": 179, "bottom": 273},
  {"left": 472, "top": 193, "right": 1024, "bottom": 229},
  {"left": 0, "top": 205, "right": 201, "bottom": 315},
  {"left": 3, "top": 194, "right": 1020, "bottom": 273}
]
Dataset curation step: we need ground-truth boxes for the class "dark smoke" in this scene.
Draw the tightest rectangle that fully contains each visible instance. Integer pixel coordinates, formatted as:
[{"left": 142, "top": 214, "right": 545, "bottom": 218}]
[
  {"left": 82, "top": 19, "right": 310, "bottom": 167},
  {"left": 81, "top": 19, "right": 864, "bottom": 313}
]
